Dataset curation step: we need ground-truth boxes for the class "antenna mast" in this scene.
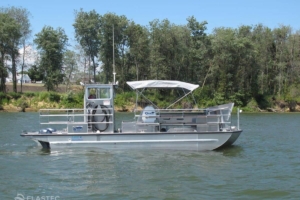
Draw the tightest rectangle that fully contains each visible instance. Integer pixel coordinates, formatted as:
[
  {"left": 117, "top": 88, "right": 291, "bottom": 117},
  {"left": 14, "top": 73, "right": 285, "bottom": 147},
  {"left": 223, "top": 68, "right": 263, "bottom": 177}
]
[{"left": 113, "top": 25, "right": 116, "bottom": 84}]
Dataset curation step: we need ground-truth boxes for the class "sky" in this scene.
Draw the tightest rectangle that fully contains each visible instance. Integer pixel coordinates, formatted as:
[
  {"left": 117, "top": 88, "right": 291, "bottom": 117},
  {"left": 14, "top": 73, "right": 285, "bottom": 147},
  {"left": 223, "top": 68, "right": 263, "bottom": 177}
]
[{"left": 1, "top": 0, "right": 300, "bottom": 47}]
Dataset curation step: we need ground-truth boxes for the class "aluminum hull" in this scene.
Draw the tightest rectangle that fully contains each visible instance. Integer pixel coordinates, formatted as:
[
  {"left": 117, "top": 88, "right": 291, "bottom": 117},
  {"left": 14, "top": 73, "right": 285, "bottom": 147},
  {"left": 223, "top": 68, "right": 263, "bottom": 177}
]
[{"left": 21, "top": 130, "right": 242, "bottom": 151}]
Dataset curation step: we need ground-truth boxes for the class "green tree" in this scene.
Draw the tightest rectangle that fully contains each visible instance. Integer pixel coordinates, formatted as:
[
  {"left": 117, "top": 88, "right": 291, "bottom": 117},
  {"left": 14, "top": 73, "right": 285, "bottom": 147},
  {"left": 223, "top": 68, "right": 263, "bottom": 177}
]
[
  {"left": 73, "top": 44, "right": 90, "bottom": 83},
  {"left": 286, "top": 31, "right": 300, "bottom": 87},
  {"left": 149, "top": 19, "right": 190, "bottom": 80},
  {"left": 252, "top": 24, "right": 275, "bottom": 95},
  {"left": 27, "top": 64, "right": 44, "bottom": 81},
  {"left": 99, "top": 13, "right": 129, "bottom": 84},
  {"left": 5, "top": 7, "right": 31, "bottom": 92},
  {"left": 210, "top": 26, "right": 257, "bottom": 106},
  {"left": 273, "top": 25, "right": 292, "bottom": 97},
  {"left": 126, "top": 22, "right": 150, "bottom": 83},
  {"left": 186, "top": 16, "right": 211, "bottom": 85},
  {"left": 0, "top": 13, "right": 21, "bottom": 92},
  {"left": 63, "top": 50, "right": 78, "bottom": 91},
  {"left": 73, "top": 9, "right": 101, "bottom": 83},
  {"left": 34, "top": 26, "right": 68, "bottom": 91}
]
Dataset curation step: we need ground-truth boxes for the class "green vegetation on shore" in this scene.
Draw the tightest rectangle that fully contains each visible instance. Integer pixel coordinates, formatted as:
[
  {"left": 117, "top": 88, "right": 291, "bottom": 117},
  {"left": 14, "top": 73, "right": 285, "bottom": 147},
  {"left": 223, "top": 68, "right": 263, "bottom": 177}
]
[
  {"left": 0, "top": 90, "right": 299, "bottom": 113},
  {"left": 1, "top": 7, "right": 300, "bottom": 111},
  {"left": 0, "top": 91, "right": 83, "bottom": 112}
]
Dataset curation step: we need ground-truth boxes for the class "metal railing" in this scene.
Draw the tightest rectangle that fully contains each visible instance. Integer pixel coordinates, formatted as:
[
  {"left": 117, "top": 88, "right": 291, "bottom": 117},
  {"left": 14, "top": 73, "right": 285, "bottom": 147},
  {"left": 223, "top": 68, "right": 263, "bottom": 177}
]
[
  {"left": 39, "top": 108, "right": 114, "bottom": 133},
  {"left": 122, "top": 107, "right": 237, "bottom": 133}
]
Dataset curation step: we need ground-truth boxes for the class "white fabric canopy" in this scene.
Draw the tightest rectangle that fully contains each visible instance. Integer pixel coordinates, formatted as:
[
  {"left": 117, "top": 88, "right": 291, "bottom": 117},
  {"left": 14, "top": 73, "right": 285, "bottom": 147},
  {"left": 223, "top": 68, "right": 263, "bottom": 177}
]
[{"left": 126, "top": 80, "right": 199, "bottom": 92}]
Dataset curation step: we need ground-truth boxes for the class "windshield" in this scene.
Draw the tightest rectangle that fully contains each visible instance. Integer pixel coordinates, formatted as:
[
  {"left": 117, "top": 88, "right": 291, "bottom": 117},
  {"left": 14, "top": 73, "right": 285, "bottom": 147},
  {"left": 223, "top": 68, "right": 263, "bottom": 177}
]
[{"left": 87, "top": 88, "right": 110, "bottom": 99}]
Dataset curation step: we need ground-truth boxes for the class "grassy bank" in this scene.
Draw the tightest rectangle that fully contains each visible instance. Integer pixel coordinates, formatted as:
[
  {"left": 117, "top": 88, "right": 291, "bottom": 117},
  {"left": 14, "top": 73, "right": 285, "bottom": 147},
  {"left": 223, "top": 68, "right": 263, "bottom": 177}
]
[
  {"left": 1, "top": 83, "right": 299, "bottom": 112},
  {"left": 0, "top": 90, "right": 139, "bottom": 112},
  {"left": 0, "top": 91, "right": 83, "bottom": 112},
  {"left": 1, "top": 90, "right": 299, "bottom": 113}
]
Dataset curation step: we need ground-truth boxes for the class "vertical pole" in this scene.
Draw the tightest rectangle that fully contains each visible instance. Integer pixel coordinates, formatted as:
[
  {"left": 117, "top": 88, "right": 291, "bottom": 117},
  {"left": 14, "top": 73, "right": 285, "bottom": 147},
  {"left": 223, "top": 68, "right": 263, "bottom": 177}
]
[
  {"left": 237, "top": 108, "right": 240, "bottom": 130},
  {"left": 112, "top": 25, "right": 116, "bottom": 132},
  {"left": 113, "top": 25, "right": 116, "bottom": 85},
  {"left": 112, "top": 85, "right": 115, "bottom": 132},
  {"left": 135, "top": 91, "right": 139, "bottom": 118}
]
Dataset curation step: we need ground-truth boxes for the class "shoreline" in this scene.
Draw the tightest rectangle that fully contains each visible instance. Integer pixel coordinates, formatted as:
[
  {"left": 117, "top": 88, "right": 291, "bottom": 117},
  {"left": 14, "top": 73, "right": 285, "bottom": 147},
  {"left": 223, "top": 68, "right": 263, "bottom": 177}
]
[
  {"left": 2, "top": 83, "right": 300, "bottom": 113},
  {"left": 1, "top": 104, "right": 299, "bottom": 113}
]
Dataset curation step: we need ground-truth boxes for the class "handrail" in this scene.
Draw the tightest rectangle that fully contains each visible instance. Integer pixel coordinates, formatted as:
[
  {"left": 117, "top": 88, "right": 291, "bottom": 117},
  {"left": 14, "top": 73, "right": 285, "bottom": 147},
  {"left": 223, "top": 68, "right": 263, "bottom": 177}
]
[
  {"left": 133, "top": 107, "right": 231, "bottom": 112},
  {"left": 40, "top": 113, "right": 113, "bottom": 117},
  {"left": 39, "top": 108, "right": 113, "bottom": 125}
]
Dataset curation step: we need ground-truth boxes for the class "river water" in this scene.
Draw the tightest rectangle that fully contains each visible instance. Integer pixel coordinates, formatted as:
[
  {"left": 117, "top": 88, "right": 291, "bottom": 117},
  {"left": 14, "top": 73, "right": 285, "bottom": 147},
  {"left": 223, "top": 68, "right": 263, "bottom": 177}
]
[{"left": 0, "top": 112, "right": 299, "bottom": 199}]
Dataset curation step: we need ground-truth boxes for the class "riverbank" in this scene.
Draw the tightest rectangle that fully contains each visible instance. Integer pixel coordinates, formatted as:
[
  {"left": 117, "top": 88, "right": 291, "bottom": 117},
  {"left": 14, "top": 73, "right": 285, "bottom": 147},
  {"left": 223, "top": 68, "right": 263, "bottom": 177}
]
[
  {"left": 1, "top": 83, "right": 300, "bottom": 113},
  {"left": 5, "top": 82, "right": 82, "bottom": 93},
  {"left": 0, "top": 89, "right": 138, "bottom": 112},
  {"left": 1, "top": 98, "right": 300, "bottom": 113},
  {"left": 0, "top": 103, "right": 137, "bottom": 113}
]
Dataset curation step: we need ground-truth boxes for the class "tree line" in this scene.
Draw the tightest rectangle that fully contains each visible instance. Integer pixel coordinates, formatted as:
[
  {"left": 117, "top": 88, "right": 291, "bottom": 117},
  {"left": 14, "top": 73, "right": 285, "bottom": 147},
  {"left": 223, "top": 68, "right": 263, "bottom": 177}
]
[
  {"left": 1, "top": 7, "right": 300, "bottom": 107},
  {"left": 0, "top": 7, "right": 31, "bottom": 93}
]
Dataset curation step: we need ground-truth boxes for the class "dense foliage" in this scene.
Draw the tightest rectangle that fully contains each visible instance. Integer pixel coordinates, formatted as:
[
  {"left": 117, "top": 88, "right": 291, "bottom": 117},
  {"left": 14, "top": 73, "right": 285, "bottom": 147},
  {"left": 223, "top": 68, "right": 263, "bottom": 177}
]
[
  {"left": 73, "top": 11, "right": 300, "bottom": 107},
  {"left": 0, "top": 90, "right": 84, "bottom": 111},
  {"left": 34, "top": 26, "right": 68, "bottom": 91},
  {"left": 73, "top": 9, "right": 101, "bottom": 82},
  {"left": 0, "top": 7, "right": 31, "bottom": 93},
  {"left": 1, "top": 6, "right": 300, "bottom": 108},
  {"left": 0, "top": 12, "right": 21, "bottom": 92},
  {"left": 79, "top": 12, "right": 300, "bottom": 108}
]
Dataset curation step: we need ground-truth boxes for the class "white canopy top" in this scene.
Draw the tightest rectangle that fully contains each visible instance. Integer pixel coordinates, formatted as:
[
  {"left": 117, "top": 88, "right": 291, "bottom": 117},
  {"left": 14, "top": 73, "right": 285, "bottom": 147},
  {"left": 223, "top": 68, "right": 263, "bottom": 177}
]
[{"left": 126, "top": 80, "right": 199, "bottom": 92}]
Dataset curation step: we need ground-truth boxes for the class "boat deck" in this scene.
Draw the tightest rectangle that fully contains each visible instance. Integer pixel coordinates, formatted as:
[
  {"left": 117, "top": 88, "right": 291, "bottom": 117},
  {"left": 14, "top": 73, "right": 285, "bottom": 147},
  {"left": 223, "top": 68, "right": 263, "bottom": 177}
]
[{"left": 37, "top": 104, "right": 238, "bottom": 134}]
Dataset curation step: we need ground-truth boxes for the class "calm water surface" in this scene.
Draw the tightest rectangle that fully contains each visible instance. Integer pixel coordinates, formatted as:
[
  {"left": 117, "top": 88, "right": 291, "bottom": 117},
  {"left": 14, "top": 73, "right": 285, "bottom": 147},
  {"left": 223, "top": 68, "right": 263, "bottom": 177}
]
[{"left": 0, "top": 112, "right": 299, "bottom": 199}]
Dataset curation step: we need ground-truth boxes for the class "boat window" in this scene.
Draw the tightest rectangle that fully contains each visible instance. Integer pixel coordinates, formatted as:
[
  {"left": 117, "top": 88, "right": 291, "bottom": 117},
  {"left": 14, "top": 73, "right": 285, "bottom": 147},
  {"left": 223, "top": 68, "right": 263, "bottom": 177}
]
[
  {"left": 88, "top": 88, "right": 96, "bottom": 99},
  {"left": 88, "top": 88, "right": 110, "bottom": 99},
  {"left": 99, "top": 88, "right": 110, "bottom": 98}
]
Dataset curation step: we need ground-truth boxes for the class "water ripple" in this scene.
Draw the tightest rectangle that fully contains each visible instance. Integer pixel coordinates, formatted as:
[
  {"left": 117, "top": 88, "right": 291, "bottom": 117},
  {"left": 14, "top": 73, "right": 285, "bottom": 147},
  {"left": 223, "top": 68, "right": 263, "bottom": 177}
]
[{"left": 1, "top": 112, "right": 300, "bottom": 199}]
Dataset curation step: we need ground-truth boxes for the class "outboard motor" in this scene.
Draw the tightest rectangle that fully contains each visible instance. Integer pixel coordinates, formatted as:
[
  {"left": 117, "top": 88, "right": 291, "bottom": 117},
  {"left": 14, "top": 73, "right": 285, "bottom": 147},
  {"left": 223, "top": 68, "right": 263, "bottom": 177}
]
[{"left": 141, "top": 106, "right": 157, "bottom": 123}]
